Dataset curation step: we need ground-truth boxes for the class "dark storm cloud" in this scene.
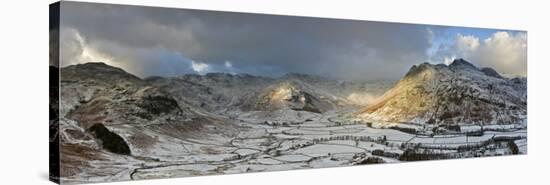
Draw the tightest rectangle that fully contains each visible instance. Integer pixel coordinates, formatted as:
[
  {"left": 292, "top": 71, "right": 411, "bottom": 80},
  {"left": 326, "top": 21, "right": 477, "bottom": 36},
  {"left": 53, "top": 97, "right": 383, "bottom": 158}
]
[{"left": 59, "top": 1, "right": 433, "bottom": 80}]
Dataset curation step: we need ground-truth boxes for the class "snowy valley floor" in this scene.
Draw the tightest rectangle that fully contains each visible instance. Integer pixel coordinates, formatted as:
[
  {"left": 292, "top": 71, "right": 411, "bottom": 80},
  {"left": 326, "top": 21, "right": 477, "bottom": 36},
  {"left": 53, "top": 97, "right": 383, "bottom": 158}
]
[{"left": 60, "top": 108, "right": 527, "bottom": 184}]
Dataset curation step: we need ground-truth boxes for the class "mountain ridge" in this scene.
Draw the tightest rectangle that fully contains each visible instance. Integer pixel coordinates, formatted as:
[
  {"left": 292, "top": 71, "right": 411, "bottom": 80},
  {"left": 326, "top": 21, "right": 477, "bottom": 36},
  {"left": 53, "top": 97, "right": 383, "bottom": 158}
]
[{"left": 354, "top": 58, "right": 526, "bottom": 125}]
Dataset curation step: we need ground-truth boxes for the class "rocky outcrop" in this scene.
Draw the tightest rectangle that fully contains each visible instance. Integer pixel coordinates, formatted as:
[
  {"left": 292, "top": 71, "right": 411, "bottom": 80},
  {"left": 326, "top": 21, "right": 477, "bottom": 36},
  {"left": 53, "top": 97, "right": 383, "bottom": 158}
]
[
  {"left": 138, "top": 95, "right": 181, "bottom": 116},
  {"left": 88, "top": 123, "right": 131, "bottom": 155}
]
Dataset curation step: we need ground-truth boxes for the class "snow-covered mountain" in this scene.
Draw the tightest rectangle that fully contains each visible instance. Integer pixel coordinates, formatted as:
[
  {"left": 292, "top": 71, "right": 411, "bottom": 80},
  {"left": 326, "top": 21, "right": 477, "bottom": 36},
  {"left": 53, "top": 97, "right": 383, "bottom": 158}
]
[
  {"left": 57, "top": 63, "right": 241, "bottom": 180},
  {"left": 354, "top": 58, "right": 527, "bottom": 125},
  {"left": 146, "top": 73, "right": 274, "bottom": 114},
  {"left": 279, "top": 73, "right": 393, "bottom": 106},
  {"left": 240, "top": 80, "right": 345, "bottom": 113},
  {"left": 146, "top": 72, "right": 392, "bottom": 115},
  {"left": 57, "top": 62, "right": 389, "bottom": 155},
  {"left": 54, "top": 60, "right": 527, "bottom": 183}
]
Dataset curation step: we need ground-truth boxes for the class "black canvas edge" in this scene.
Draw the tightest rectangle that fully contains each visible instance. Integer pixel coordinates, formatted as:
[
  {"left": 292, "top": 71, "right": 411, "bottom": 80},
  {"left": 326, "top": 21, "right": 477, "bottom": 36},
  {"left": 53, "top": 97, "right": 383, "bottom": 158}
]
[{"left": 49, "top": 1, "right": 61, "bottom": 184}]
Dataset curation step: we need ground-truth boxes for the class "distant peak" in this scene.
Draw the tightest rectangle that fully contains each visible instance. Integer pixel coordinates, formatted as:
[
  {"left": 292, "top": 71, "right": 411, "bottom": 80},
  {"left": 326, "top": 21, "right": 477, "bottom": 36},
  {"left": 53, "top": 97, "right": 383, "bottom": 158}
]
[
  {"left": 85, "top": 61, "right": 108, "bottom": 65},
  {"left": 68, "top": 62, "right": 126, "bottom": 73},
  {"left": 448, "top": 58, "right": 478, "bottom": 70},
  {"left": 403, "top": 62, "right": 435, "bottom": 79},
  {"left": 281, "top": 73, "right": 326, "bottom": 81},
  {"left": 235, "top": 73, "right": 254, "bottom": 78},
  {"left": 282, "top": 72, "right": 308, "bottom": 78},
  {"left": 62, "top": 62, "right": 143, "bottom": 83},
  {"left": 480, "top": 67, "right": 503, "bottom": 79},
  {"left": 205, "top": 72, "right": 233, "bottom": 77},
  {"left": 75, "top": 62, "right": 110, "bottom": 68},
  {"left": 202, "top": 72, "right": 265, "bottom": 79}
]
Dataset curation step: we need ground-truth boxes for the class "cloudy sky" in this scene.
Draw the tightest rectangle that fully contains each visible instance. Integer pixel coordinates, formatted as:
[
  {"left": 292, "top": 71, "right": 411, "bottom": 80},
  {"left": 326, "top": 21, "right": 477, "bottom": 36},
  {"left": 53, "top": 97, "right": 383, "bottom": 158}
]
[{"left": 57, "top": 2, "right": 527, "bottom": 80}]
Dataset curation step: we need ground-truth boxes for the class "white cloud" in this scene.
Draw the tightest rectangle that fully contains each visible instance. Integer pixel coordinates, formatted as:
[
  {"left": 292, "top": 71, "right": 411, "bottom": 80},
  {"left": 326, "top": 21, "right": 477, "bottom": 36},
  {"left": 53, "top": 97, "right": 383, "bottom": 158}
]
[
  {"left": 456, "top": 34, "right": 480, "bottom": 52},
  {"left": 60, "top": 28, "right": 116, "bottom": 67},
  {"left": 437, "top": 31, "right": 527, "bottom": 76},
  {"left": 224, "top": 61, "right": 232, "bottom": 68},
  {"left": 477, "top": 32, "right": 527, "bottom": 76},
  {"left": 191, "top": 60, "right": 210, "bottom": 74},
  {"left": 60, "top": 27, "right": 201, "bottom": 78},
  {"left": 443, "top": 56, "right": 456, "bottom": 65}
]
